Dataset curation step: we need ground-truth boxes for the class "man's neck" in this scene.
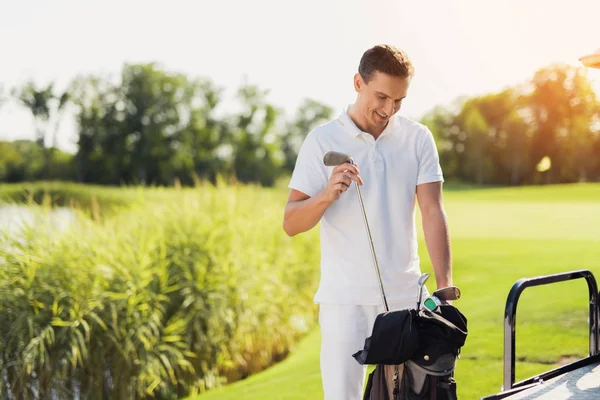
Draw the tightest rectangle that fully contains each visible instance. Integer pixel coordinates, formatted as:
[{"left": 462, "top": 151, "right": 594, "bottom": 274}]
[{"left": 347, "top": 105, "right": 386, "bottom": 140}]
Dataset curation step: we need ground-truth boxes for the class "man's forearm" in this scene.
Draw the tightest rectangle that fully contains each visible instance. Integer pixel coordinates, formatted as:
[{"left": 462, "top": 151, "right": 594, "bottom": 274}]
[
  {"left": 422, "top": 208, "right": 452, "bottom": 289},
  {"left": 283, "top": 191, "right": 332, "bottom": 236}
]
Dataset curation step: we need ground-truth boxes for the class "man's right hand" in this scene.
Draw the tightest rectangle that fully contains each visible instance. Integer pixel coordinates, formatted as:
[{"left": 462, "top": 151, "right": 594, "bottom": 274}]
[
  {"left": 323, "top": 162, "right": 364, "bottom": 202},
  {"left": 283, "top": 162, "right": 364, "bottom": 237}
]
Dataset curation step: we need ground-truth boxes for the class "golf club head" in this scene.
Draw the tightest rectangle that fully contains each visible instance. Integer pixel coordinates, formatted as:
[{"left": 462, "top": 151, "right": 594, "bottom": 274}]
[
  {"left": 416, "top": 273, "right": 430, "bottom": 310},
  {"left": 323, "top": 151, "right": 354, "bottom": 166},
  {"left": 433, "top": 286, "right": 461, "bottom": 302},
  {"left": 417, "top": 273, "right": 430, "bottom": 287}
]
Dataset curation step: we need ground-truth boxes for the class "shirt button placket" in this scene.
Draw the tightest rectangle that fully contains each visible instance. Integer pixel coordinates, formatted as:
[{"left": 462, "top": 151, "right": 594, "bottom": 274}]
[{"left": 373, "top": 139, "right": 384, "bottom": 171}]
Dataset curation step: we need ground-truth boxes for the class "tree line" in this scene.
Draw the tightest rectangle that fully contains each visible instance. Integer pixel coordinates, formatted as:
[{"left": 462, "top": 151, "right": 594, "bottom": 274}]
[
  {"left": 424, "top": 64, "right": 600, "bottom": 185},
  {"left": 1, "top": 62, "right": 599, "bottom": 186}
]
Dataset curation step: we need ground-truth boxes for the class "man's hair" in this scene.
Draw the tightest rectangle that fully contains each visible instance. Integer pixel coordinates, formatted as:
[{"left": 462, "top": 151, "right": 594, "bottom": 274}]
[{"left": 358, "top": 44, "right": 414, "bottom": 83}]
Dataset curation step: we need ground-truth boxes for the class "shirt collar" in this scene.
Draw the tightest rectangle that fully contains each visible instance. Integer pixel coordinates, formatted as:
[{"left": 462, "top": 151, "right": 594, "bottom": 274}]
[{"left": 338, "top": 104, "right": 397, "bottom": 139}]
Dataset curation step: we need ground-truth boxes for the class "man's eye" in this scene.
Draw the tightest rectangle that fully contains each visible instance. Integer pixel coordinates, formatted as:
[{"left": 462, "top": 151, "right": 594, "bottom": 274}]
[{"left": 378, "top": 95, "right": 386, "bottom": 99}]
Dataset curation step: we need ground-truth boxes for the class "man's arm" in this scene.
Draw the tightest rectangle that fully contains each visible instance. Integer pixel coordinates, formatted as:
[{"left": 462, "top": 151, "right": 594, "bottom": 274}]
[
  {"left": 416, "top": 181, "right": 452, "bottom": 289},
  {"left": 283, "top": 162, "right": 363, "bottom": 237},
  {"left": 283, "top": 189, "right": 332, "bottom": 236}
]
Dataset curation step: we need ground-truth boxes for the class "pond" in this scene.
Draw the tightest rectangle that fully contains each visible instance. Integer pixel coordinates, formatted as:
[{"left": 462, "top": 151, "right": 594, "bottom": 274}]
[{"left": 0, "top": 204, "right": 77, "bottom": 236}]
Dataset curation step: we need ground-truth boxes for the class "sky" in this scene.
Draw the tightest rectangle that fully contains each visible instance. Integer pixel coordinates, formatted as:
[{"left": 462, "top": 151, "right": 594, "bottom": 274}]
[{"left": 1, "top": 0, "right": 600, "bottom": 153}]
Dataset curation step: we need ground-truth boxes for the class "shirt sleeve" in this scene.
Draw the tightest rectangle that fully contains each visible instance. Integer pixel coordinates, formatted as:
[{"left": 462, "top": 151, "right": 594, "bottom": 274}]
[
  {"left": 288, "top": 130, "right": 328, "bottom": 197},
  {"left": 417, "top": 127, "right": 444, "bottom": 185}
]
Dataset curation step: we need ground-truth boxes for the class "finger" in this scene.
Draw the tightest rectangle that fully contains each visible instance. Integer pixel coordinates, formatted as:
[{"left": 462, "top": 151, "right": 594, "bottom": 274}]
[
  {"left": 338, "top": 171, "right": 362, "bottom": 186},
  {"left": 338, "top": 174, "right": 352, "bottom": 187},
  {"left": 334, "top": 163, "right": 359, "bottom": 176},
  {"left": 333, "top": 183, "right": 348, "bottom": 192}
]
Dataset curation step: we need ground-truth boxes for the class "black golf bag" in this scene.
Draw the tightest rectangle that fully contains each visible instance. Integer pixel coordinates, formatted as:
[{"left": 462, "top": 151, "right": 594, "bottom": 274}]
[{"left": 354, "top": 304, "right": 468, "bottom": 400}]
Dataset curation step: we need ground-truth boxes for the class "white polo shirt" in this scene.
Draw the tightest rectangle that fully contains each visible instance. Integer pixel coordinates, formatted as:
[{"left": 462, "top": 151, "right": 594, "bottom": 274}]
[{"left": 288, "top": 106, "right": 444, "bottom": 306}]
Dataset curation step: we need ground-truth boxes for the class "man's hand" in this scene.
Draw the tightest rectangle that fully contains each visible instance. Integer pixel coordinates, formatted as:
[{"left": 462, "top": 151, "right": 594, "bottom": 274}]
[
  {"left": 323, "top": 162, "right": 364, "bottom": 202},
  {"left": 283, "top": 162, "right": 363, "bottom": 237}
]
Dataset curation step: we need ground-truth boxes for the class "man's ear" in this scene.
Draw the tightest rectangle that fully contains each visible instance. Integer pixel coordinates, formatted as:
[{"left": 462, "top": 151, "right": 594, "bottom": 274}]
[{"left": 353, "top": 73, "right": 363, "bottom": 93}]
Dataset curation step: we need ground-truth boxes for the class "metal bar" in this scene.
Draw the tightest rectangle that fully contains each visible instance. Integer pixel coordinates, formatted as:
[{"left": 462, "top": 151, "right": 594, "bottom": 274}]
[
  {"left": 502, "top": 269, "right": 598, "bottom": 391},
  {"left": 355, "top": 183, "right": 389, "bottom": 312}
]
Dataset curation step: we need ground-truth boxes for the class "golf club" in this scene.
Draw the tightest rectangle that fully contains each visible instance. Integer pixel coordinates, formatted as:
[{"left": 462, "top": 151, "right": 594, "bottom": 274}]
[
  {"left": 422, "top": 295, "right": 442, "bottom": 312},
  {"left": 322, "top": 150, "right": 389, "bottom": 312},
  {"left": 416, "top": 273, "right": 430, "bottom": 310},
  {"left": 323, "top": 151, "right": 354, "bottom": 167},
  {"left": 433, "top": 286, "right": 461, "bottom": 302}
]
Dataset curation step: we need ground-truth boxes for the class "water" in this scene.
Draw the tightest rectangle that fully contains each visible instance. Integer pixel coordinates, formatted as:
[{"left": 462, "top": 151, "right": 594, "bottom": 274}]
[{"left": 0, "top": 204, "right": 77, "bottom": 238}]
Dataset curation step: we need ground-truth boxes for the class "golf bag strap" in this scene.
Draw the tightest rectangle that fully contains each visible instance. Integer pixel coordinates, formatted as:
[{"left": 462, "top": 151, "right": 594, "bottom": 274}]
[
  {"left": 429, "top": 376, "right": 438, "bottom": 400},
  {"left": 437, "top": 380, "right": 451, "bottom": 390}
]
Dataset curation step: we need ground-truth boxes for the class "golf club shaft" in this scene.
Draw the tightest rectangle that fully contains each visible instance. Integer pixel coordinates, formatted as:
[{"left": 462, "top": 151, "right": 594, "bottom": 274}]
[
  {"left": 355, "top": 183, "right": 389, "bottom": 312},
  {"left": 322, "top": 151, "right": 389, "bottom": 312}
]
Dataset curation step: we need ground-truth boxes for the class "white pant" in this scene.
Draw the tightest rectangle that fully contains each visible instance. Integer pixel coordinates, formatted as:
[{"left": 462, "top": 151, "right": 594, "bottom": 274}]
[{"left": 318, "top": 301, "right": 415, "bottom": 400}]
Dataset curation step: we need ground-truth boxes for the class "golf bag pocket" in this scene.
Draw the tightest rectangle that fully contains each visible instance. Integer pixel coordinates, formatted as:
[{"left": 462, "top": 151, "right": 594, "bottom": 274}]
[
  {"left": 410, "top": 305, "right": 468, "bottom": 375},
  {"left": 363, "top": 364, "right": 403, "bottom": 400},
  {"left": 353, "top": 309, "right": 419, "bottom": 365},
  {"left": 399, "top": 362, "right": 458, "bottom": 400}
]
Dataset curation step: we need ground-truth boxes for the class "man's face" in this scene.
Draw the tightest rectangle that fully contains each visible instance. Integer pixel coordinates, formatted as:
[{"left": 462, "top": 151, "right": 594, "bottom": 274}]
[{"left": 354, "top": 71, "right": 411, "bottom": 129}]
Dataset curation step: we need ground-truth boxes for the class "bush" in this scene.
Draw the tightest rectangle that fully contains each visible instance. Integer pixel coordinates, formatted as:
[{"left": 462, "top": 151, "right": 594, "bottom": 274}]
[{"left": 0, "top": 184, "right": 320, "bottom": 399}]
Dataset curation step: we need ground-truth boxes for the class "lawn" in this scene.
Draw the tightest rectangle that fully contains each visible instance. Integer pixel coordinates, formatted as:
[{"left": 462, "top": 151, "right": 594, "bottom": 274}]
[{"left": 191, "top": 183, "right": 600, "bottom": 400}]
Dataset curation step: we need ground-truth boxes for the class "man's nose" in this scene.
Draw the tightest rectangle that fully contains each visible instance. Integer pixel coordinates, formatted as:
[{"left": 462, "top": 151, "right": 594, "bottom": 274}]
[{"left": 385, "top": 100, "right": 395, "bottom": 116}]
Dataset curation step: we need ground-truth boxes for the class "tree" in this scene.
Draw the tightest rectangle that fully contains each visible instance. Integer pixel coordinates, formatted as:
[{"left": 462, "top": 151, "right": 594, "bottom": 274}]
[
  {"left": 13, "top": 81, "right": 69, "bottom": 178},
  {"left": 420, "top": 105, "right": 460, "bottom": 180},
  {"left": 471, "top": 89, "right": 532, "bottom": 185},
  {"left": 69, "top": 75, "right": 121, "bottom": 184},
  {"left": 230, "top": 83, "right": 283, "bottom": 186},
  {"left": 172, "top": 79, "right": 229, "bottom": 185},
  {"left": 120, "top": 63, "right": 192, "bottom": 185},
  {"left": 458, "top": 101, "right": 490, "bottom": 185},
  {"left": 281, "top": 99, "right": 333, "bottom": 174},
  {"left": 0, "top": 140, "right": 73, "bottom": 182},
  {"left": 70, "top": 63, "right": 212, "bottom": 186},
  {"left": 525, "top": 64, "right": 598, "bottom": 183},
  {"left": 0, "top": 141, "right": 29, "bottom": 182}
]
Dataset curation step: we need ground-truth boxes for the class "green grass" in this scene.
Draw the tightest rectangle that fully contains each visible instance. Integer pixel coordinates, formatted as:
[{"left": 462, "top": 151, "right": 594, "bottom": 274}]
[
  {"left": 191, "top": 329, "right": 562, "bottom": 400},
  {"left": 191, "top": 183, "right": 600, "bottom": 400},
  {"left": 2, "top": 181, "right": 599, "bottom": 399}
]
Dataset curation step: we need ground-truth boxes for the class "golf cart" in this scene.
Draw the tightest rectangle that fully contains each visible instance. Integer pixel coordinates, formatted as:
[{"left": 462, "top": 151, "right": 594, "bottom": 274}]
[
  {"left": 480, "top": 270, "right": 600, "bottom": 399},
  {"left": 480, "top": 48, "right": 600, "bottom": 399}
]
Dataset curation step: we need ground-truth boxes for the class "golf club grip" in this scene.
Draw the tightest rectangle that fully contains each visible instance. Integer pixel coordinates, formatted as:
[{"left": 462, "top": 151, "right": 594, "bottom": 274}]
[
  {"left": 433, "top": 286, "right": 461, "bottom": 301},
  {"left": 323, "top": 151, "right": 354, "bottom": 166}
]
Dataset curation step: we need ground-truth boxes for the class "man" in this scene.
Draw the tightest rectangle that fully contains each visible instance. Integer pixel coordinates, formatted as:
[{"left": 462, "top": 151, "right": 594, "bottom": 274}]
[{"left": 283, "top": 44, "right": 452, "bottom": 400}]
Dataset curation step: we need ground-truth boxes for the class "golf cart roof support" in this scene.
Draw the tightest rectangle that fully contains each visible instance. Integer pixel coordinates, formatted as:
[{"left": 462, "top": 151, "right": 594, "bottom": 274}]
[{"left": 502, "top": 269, "right": 599, "bottom": 392}]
